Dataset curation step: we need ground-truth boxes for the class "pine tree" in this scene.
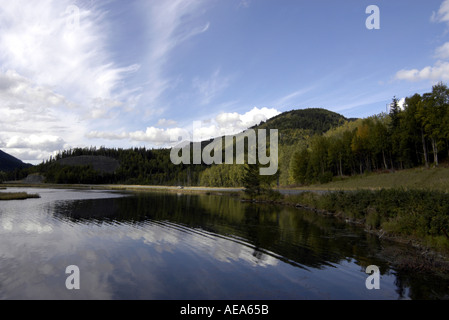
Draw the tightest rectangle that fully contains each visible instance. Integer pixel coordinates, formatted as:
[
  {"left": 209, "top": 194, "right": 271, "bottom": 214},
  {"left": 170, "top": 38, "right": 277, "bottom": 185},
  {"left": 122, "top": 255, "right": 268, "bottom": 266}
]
[{"left": 242, "top": 164, "right": 261, "bottom": 196}]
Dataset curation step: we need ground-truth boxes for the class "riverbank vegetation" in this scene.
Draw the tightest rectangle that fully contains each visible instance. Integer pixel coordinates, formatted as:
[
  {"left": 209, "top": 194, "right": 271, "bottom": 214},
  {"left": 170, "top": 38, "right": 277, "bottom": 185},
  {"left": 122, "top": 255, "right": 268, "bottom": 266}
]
[
  {"left": 0, "top": 192, "right": 40, "bottom": 200},
  {"left": 281, "top": 189, "right": 449, "bottom": 254}
]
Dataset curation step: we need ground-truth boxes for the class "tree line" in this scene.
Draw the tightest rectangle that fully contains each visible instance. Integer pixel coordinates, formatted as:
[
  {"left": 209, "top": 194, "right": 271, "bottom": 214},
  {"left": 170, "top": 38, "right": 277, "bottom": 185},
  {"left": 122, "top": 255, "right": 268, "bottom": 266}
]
[
  {"left": 11, "top": 146, "right": 208, "bottom": 186},
  {"left": 291, "top": 82, "right": 449, "bottom": 185}
]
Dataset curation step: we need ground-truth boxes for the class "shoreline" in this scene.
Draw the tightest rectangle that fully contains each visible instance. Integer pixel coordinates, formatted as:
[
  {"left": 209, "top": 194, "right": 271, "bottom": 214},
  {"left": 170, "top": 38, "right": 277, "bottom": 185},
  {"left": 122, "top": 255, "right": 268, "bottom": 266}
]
[
  {"left": 3, "top": 182, "right": 449, "bottom": 274},
  {"left": 240, "top": 196, "right": 449, "bottom": 275}
]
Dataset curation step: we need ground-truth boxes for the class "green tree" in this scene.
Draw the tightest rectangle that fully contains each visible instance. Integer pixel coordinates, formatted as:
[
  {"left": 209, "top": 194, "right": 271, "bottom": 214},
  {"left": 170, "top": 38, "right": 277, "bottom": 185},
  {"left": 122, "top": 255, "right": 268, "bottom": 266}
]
[
  {"left": 351, "top": 121, "right": 372, "bottom": 174},
  {"left": 370, "top": 114, "right": 391, "bottom": 170},
  {"left": 402, "top": 93, "right": 427, "bottom": 167},
  {"left": 242, "top": 163, "right": 279, "bottom": 197},
  {"left": 291, "top": 147, "right": 311, "bottom": 184},
  {"left": 242, "top": 164, "right": 262, "bottom": 196},
  {"left": 417, "top": 83, "right": 449, "bottom": 167},
  {"left": 0, "top": 171, "right": 6, "bottom": 183},
  {"left": 389, "top": 96, "right": 405, "bottom": 169}
]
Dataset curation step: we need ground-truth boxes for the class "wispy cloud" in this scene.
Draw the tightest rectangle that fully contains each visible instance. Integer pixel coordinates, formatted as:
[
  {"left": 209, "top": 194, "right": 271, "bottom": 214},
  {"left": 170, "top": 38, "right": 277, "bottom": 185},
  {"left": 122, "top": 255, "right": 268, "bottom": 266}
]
[
  {"left": 435, "top": 42, "right": 449, "bottom": 59},
  {"left": 0, "top": 0, "right": 138, "bottom": 105},
  {"left": 139, "top": 0, "right": 211, "bottom": 113},
  {"left": 238, "top": 0, "right": 252, "bottom": 9},
  {"left": 0, "top": 0, "right": 139, "bottom": 162},
  {"left": 273, "top": 87, "right": 316, "bottom": 107},
  {"left": 192, "top": 69, "right": 231, "bottom": 106},
  {"left": 431, "top": 0, "right": 449, "bottom": 24}
]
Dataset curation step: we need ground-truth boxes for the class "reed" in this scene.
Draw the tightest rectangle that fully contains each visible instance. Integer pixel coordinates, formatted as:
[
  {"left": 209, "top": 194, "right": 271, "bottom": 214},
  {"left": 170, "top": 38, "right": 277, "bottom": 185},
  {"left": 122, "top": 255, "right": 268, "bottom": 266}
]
[{"left": 0, "top": 192, "right": 40, "bottom": 200}]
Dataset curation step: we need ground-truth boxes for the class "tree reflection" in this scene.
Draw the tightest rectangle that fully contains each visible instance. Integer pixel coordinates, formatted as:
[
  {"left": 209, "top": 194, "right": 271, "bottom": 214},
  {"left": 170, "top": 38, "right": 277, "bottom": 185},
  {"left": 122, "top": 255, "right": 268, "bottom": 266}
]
[{"left": 50, "top": 191, "right": 449, "bottom": 299}]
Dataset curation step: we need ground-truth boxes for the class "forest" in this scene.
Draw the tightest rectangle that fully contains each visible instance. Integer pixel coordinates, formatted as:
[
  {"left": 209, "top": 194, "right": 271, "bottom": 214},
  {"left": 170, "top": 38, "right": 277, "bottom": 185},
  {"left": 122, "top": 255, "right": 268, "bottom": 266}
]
[
  {"left": 14, "top": 147, "right": 209, "bottom": 185},
  {"left": 2, "top": 83, "right": 448, "bottom": 188},
  {"left": 290, "top": 82, "right": 449, "bottom": 185}
]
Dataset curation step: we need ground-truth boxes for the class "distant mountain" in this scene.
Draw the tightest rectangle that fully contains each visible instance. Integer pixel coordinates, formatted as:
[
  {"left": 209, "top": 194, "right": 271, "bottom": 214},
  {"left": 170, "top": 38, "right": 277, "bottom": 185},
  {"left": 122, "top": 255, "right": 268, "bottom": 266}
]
[{"left": 0, "top": 149, "right": 33, "bottom": 172}]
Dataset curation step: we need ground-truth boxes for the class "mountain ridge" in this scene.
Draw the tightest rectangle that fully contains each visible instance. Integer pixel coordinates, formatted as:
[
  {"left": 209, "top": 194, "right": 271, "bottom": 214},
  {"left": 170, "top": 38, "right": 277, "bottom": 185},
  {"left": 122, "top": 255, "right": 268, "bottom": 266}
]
[{"left": 0, "top": 149, "right": 33, "bottom": 172}]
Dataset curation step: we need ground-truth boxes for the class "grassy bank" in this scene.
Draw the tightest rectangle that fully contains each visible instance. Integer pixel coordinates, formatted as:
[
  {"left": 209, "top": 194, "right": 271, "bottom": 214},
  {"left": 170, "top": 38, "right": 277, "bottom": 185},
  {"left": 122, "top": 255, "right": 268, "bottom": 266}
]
[
  {"left": 282, "top": 189, "right": 449, "bottom": 253},
  {"left": 0, "top": 192, "right": 40, "bottom": 200},
  {"left": 302, "top": 167, "right": 449, "bottom": 192}
]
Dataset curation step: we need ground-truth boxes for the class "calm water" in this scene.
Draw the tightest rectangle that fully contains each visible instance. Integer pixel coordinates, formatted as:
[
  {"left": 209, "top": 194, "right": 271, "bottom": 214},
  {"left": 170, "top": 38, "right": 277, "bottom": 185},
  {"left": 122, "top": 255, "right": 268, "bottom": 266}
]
[{"left": 0, "top": 187, "right": 448, "bottom": 300}]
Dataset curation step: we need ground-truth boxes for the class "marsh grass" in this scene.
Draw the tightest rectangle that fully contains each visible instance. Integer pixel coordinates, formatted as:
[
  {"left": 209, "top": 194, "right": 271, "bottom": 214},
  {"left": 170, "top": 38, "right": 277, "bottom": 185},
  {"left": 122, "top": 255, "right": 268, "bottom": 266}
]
[{"left": 0, "top": 192, "right": 40, "bottom": 200}]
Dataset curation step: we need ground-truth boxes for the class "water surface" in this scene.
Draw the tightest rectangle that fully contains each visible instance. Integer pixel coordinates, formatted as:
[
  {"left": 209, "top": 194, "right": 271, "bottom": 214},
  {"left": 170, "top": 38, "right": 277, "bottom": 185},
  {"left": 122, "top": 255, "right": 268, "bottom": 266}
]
[{"left": 0, "top": 187, "right": 448, "bottom": 300}]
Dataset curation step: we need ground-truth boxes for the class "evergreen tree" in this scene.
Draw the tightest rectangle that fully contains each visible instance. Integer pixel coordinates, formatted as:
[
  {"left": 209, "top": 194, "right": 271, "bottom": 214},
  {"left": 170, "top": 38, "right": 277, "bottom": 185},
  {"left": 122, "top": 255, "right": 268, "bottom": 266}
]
[
  {"left": 242, "top": 164, "right": 262, "bottom": 196},
  {"left": 242, "top": 163, "right": 279, "bottom": 197}
]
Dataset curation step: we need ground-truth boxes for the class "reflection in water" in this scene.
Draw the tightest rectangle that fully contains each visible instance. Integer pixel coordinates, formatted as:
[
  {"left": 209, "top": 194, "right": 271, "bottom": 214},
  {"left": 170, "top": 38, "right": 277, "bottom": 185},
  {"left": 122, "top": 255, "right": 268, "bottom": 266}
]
[{"left": 0, "top": 189, "right": 448, "bottom": 299}]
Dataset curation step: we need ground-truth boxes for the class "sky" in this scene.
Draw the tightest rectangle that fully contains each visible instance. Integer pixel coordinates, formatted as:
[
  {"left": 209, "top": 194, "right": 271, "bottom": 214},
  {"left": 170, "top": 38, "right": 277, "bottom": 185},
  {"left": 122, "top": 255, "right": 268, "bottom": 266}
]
[{"left": 1, "top": 0, "right": 449, "bottom": 164}]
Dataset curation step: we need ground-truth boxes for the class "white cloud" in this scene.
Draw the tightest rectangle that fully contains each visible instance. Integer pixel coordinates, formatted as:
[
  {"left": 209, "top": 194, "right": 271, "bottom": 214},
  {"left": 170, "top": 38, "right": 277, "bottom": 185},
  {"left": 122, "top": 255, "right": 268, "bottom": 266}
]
[
  {"left": 6, "top": 135, "right": 66, "bottom": 152},
  {"left": 0, "top": 0, "right": 142, "bottom": 162},
  {"left": 0, "top": 1, "right": 138, "bottom": 104},
  {"left": 87, "top": 127, "right": 189, "bottom": 146},
  {"left": 88, "top": 107, "right": 281, "bottom": 146},
  {"left": 395, "top": 61, "right": 449, "bottom": 82},
  {"left": 431, "top": 0, "right": 449, "bottom": 24},
  {"left": 0, "top": 69, "right": 76, "bottom": 163},
  {"left": 2, "top": 148, "right": 56, "bottom": 164},
  {"left": 435, "top": 42, "right": 449, "bottom": 59},
  {"left": 0, "top": 70, "right": 70, "bottom": 111},
  {"left": 129, "top": 127, "right": 188, "bottom": 145}
]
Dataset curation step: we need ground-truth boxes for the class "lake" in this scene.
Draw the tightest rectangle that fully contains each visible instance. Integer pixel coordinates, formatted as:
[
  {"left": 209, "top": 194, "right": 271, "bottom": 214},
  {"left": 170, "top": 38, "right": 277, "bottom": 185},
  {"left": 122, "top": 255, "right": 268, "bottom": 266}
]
[{"left": 0, "top": 187, "right": 448, "bottom": 300}]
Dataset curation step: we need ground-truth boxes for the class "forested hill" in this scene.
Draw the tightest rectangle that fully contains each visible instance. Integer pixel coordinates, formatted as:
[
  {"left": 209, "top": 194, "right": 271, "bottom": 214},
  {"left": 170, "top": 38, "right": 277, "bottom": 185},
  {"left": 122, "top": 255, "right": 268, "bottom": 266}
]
[
  {"left": 253, "top": 108, "right": 356, "bottom": 146},
  {"left": 255, "top": 108, "right": 353, "bottom": 134},
  {"left": 196, "top": 108, "right": 357, "bottom": 187},
  {"left": 0, "top": 149, "right": 32, "bottom": 172}
]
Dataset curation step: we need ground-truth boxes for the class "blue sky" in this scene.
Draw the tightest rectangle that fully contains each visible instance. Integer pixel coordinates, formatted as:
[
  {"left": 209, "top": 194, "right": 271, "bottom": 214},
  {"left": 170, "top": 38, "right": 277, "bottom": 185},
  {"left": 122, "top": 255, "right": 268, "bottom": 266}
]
[{"left": 1, "top": 0, "right": 449, "bottom": 163}]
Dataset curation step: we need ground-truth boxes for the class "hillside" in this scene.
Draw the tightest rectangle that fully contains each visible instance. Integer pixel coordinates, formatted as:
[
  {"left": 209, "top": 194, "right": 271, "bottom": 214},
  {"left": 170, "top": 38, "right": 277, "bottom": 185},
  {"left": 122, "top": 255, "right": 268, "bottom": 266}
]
[
  {"left": 0, "top": 149, "right": 32, "bottom": 172},
  {"left": 200, "top": 108, "right": 356, "bottom": 187}
]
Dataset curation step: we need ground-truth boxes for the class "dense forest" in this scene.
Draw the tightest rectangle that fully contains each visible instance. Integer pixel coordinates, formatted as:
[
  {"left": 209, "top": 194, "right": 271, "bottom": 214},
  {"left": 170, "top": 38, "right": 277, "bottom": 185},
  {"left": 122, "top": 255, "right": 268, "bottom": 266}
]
[
  {"left": 2, "top": 83, "right": 448, "bottom": 187},
  {"left": 15, "top": 147, "right": 209, "bottom": 185}
]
